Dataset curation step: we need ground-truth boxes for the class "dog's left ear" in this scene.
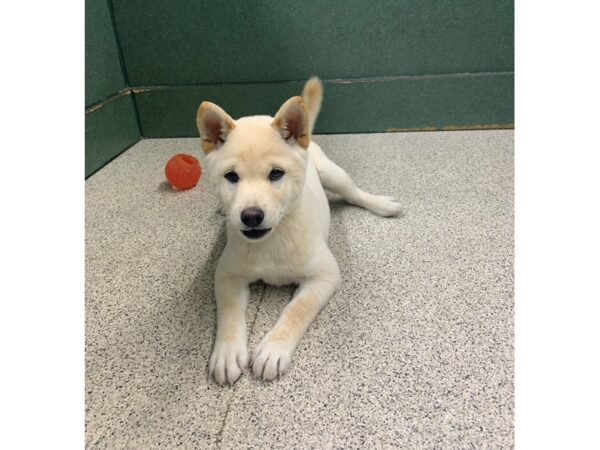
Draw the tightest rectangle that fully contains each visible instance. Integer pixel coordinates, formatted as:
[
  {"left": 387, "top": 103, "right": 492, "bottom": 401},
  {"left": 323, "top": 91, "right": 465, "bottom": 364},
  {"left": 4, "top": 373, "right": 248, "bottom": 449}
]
[
  {"left": 196, "top": 101, "right": 236, "bottom": 154},
  {"left": 272, "top": 96, "right": 310, "bottom": 150}
]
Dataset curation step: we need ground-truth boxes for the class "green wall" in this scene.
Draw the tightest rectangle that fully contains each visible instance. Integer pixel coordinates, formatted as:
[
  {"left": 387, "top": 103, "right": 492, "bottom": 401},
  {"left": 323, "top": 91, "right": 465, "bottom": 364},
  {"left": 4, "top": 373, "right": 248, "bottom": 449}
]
[
  {"left": 85, "top": 0, "right": 139, "bottom": 177},
  {"left": 114, "top": 0, "right": 513, "bottom": 85},
  {"left": 86, "top": 0, "right": 513, "bottom": 175}
]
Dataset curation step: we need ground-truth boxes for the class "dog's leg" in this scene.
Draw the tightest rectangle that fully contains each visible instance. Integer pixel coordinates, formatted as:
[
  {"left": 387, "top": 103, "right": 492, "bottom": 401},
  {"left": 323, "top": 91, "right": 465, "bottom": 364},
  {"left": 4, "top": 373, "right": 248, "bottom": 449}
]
[
  {"left": 209, "top": 270, "right": 250, "bottom": 385},
  {"left": 310, "top": 144, "right": 401, "bottom": 217},
  {"left": 252, "top": 256, "right": 340, "bottom": 381},
  {"left": 251, "top": 279, "right": 336, "bottom": 381}
]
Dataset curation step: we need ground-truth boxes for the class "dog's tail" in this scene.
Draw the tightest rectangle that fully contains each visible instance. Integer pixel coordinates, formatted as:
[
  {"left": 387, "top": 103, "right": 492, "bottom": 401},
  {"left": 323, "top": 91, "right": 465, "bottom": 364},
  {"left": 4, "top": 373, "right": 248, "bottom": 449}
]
[{"left": 302, "top": 76, "right": 323, "bottom": 135}]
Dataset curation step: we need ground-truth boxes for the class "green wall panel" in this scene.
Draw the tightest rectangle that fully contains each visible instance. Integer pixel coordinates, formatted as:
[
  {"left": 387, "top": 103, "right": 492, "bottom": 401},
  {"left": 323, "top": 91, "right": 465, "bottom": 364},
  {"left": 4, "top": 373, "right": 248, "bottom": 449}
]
[
  {"left": 85, "top": 0, "right": 126, "bottom": 107},
  {"left": 85, "top": 95, "right": 140, "bottom": 177},
  {"left": 112, "top": 0, "right": 513, "bottom": 86},
  {"left": 134, "top": 73, "right": 513, "bottom": 138}
]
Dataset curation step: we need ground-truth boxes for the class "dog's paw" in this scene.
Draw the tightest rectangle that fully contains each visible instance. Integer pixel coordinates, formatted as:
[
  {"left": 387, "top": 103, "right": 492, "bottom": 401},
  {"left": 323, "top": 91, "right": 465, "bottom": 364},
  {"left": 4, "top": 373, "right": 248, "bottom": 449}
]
[
  {"left": 209, "top": 340, "right": 249, "bottom": 385},
  {"left": 365, "top": 194, "right": 402, "bottom": 217},
  {"left": 251, "top": 337, "right": 294, "bottom": 381}
]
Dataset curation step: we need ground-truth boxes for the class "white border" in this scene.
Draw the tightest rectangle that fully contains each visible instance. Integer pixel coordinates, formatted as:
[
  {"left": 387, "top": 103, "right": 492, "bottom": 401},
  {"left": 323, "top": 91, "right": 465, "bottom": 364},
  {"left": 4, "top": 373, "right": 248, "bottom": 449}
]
[
  {"left": 1, "top": 2, "right": 84, "bottom": 449},
  {"left": 516, "top": 0, "right": 600, "bottom": 447}
]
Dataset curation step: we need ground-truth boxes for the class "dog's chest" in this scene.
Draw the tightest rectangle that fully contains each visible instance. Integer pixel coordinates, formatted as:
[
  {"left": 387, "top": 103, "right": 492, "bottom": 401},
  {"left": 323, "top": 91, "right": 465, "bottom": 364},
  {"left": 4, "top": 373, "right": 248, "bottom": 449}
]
[
  {"left": 231, "top": 236, "right": 314, "bottom": 286},
  {"left": 238, "top": 258, "right": 306, "bottom": 286}
]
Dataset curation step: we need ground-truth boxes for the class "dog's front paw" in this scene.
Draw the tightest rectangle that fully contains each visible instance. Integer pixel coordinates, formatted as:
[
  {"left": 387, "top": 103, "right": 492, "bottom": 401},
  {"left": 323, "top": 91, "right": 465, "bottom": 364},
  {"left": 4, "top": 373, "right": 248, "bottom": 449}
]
[
  {"left": 251, "top": 337, "right": 294, "bottom": 381},
  {"left": 209, "top": 340, "right": 249, "bottom": 385}
]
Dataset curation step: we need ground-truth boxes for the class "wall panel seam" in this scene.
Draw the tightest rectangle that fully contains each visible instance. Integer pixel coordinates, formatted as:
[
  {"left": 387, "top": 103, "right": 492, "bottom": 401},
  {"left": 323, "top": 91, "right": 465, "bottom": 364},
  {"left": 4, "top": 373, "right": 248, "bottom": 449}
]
[
  {"left": 105, "top": 0, "right": 143, "bottom": 137},
  {"left": 128, "top": 71, "right": 514, "bottom": 92}
]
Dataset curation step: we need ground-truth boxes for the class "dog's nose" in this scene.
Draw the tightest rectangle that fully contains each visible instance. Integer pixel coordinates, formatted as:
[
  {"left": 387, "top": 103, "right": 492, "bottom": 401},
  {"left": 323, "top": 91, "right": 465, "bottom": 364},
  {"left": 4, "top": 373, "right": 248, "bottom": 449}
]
[{"left": 241, "top": 207, "right": 264, "bottom": 227}]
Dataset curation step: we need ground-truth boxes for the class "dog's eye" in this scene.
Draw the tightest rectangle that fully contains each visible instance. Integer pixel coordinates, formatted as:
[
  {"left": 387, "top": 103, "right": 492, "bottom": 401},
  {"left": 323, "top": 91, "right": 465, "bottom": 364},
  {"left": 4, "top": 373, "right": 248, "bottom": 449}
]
[
  {"left": 268, "top": 169, "right": 285, "bottom": 182},
  {"left": 224, "top": 171, "right": 239, "bottom": 183}
]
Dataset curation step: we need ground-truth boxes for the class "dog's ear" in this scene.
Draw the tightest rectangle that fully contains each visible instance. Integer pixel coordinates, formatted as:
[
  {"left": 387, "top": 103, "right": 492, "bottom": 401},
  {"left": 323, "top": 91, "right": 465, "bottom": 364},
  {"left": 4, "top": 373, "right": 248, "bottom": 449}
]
[
  {"left": 196, "top": 101, "right": 236, "bottom": 154},
  {"left": 272, "top": 96, "right": 310, "bottom": 150}
]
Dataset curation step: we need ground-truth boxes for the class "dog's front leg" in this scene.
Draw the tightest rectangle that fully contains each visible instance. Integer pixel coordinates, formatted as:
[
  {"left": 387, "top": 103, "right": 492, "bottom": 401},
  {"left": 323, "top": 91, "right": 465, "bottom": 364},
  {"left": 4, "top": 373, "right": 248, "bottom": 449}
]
[
  {"left": 209, "top": 271, "right": 250, "bottom": 385},
  {"left": 252, "top": 271, "right": 340, "bottom": 381}
]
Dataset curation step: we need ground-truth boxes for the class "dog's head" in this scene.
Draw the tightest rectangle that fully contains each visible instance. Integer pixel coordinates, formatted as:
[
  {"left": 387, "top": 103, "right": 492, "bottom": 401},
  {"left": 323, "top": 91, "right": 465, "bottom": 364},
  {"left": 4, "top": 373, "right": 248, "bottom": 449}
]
[{"left": 197, "top": 96, "right": 311, "bottom": 242}]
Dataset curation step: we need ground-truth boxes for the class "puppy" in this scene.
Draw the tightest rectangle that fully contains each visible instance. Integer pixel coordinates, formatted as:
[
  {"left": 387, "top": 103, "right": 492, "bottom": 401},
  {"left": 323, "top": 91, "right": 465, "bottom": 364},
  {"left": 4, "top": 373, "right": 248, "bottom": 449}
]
[{"left": 197, "top": 77, "right": 401, "bottom": 384}]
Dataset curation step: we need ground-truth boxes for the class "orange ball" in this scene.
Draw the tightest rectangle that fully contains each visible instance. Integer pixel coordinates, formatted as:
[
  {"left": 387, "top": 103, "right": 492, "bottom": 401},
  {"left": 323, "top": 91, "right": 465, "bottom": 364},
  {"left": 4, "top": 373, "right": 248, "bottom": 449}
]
[{"left": 165, "top": 153, "right": 201, "bottom": 190}]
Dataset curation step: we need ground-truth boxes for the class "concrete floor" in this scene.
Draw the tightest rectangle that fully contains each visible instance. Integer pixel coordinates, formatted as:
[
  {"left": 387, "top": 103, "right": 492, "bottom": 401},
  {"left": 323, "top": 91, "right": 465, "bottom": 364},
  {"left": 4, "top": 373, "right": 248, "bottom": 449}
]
[{"left": 86, "top": 131, "right": 513, "bottom": 449}]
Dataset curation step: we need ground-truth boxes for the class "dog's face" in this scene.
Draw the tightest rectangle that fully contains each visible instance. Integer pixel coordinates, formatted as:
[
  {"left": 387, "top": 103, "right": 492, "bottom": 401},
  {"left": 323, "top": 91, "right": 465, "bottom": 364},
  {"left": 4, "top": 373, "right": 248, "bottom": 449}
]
[{"left": 197, "top": 97, "right": 311, "bottom": 242}]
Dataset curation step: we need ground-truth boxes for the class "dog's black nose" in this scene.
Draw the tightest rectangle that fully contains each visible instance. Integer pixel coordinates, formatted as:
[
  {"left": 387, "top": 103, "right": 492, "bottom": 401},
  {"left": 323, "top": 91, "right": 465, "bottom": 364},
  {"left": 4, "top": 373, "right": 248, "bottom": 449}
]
[{"left": 241, "top": 207, "right": 264, "bottom": 227}]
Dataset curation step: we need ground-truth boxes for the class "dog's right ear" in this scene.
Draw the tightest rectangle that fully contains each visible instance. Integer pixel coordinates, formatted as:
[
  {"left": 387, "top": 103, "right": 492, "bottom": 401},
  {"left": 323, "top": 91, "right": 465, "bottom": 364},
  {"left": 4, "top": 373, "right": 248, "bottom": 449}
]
[
  {"left": 196, "top": 101, "right": 236, "bottom": 154},
  {"left": 272, "top": 96, "right": 310, "bottom": 150}
]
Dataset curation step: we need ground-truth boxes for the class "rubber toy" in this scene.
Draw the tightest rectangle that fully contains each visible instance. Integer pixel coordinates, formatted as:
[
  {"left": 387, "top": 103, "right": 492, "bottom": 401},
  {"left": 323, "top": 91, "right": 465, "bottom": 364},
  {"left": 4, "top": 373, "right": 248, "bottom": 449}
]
[{"left": 165, "top": 153, "right": 201, "bottom": 190}]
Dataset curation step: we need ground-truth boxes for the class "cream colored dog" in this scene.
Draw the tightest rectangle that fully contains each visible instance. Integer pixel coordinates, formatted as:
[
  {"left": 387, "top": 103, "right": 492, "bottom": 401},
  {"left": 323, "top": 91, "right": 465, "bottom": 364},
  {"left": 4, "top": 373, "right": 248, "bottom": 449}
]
[{"left": 197, "top": 77, "right": 401, "bottom": 384}]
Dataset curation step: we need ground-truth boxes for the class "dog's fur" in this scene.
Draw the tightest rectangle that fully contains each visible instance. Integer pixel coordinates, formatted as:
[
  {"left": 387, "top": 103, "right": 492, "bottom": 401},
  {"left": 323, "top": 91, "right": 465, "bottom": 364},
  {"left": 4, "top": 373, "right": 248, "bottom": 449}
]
[{"left": 197, "top": 77, "right": 401, "bottom": 384}]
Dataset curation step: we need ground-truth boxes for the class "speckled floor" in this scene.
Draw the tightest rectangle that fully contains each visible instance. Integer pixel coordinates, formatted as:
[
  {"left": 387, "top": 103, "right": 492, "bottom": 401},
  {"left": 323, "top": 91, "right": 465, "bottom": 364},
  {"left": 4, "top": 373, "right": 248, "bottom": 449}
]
[{"left": 86, "top": 131, "right": 513, "bottom": 449}]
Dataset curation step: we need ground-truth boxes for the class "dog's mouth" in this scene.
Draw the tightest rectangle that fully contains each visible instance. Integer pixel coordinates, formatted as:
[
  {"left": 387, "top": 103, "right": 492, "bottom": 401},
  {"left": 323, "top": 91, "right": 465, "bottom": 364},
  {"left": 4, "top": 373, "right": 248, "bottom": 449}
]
[{"left": 241, "top": 228, "right": 272, "bottom": 240}]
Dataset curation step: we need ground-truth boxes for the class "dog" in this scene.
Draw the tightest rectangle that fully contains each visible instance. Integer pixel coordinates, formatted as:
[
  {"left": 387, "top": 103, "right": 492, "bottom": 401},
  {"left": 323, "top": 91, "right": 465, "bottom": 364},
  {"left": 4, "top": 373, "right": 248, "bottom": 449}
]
[{"left": 196, "top": 77, "right": 401, "bottom": 384}]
